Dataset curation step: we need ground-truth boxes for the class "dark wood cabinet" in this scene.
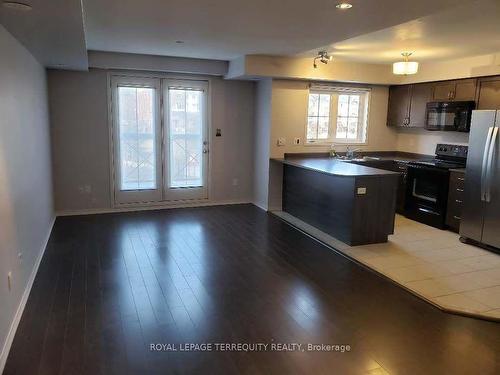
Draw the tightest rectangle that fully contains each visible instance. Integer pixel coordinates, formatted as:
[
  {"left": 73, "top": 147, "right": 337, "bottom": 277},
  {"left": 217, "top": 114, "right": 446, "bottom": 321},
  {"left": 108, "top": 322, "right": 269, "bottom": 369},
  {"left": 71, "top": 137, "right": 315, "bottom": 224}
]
[
  {"left": 392, "top": 161, "right": 408, "bottom": 214},
  {"left": 388, "top": 75, "right": 500, "bottom": 131},
  {"left": 408, "top": 83, "right": 433, "bottom": 127},
  {"left": 477, "top": 77, "right": 500, "bottom": 109},
  {"left": 387, "top": 85, "right": 411, "bottom": 127},
  {"left": 432, "top": 79, "right": 477, "bottom": 101},
  {"left": 433, "top": 82, "right": 456, "bottom": 101},
  {"left": 446, "top": 170, "right": 466, "bottom": 232},
  {"left": 455, "top": 79, "right": 477, "bottom": 101},
  {"left": 387, "top": 83, "right": 431, "bottom": 128}
]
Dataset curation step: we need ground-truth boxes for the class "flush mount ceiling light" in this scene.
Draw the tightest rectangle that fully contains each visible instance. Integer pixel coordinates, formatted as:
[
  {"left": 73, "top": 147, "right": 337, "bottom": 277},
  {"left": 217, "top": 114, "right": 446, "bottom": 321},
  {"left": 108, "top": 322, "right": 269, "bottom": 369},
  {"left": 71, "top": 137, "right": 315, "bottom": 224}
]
[
  {"left": 336, "top": 3, "right": 353, "bottom": 9},
  {"left": 393, "top": 52, "right": 419, "bottom": 75},
  {"left": 313, "top": 50, "right": 333, "bottom": 69},
  {"left": 2, "top": 1, "right": 32, "bottom": 11}
]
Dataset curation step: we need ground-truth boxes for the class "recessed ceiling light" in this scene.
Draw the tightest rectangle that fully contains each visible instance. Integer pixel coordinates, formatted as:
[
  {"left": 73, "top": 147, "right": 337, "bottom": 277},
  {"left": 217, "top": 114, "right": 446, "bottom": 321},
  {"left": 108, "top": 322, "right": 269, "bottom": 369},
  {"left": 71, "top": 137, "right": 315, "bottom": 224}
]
[
  {"left": 336, "top": 2, "right": 353, "bottom": 9},
  {"left": 2, "top": 1, "right": 32, "bottom": 11}
]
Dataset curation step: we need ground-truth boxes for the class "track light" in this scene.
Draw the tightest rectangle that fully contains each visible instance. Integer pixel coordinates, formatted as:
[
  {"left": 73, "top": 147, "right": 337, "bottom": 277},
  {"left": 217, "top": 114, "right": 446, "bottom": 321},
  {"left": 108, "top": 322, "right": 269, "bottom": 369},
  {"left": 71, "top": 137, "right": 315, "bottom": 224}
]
[{"left": 313, "top": 51, "right": 333, "bottom": 69}]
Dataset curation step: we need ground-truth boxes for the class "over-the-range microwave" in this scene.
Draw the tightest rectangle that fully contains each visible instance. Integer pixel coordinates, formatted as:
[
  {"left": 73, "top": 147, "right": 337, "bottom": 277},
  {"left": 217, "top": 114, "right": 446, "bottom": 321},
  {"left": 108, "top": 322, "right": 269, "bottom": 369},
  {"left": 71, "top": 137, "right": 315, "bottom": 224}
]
[{"left": 425, "top": 101, "right": 475, "bottom": 132}]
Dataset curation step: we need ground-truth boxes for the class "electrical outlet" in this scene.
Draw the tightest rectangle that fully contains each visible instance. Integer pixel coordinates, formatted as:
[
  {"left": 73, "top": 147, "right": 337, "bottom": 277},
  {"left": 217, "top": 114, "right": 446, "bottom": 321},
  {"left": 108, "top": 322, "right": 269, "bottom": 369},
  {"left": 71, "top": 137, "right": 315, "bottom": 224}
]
[
  {"left": 293, "top": 137, "right": 301, "bottom": 145},
  {"left": 277, "top": 137, "right": 286, "bottom": 146},
  {"left": 7, "top": 271, "right": 12, "bottom": 291},
  {"left": 357, "top": 187, "right": 367, "bottom": 195}
]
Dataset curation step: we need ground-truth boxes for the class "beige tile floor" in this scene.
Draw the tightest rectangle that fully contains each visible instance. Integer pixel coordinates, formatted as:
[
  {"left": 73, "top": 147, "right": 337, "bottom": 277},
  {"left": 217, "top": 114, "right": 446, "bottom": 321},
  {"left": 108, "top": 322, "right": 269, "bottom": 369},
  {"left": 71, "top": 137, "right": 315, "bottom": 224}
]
[{"left": 273, "top": 211, "right": 500, "bottom": 321}]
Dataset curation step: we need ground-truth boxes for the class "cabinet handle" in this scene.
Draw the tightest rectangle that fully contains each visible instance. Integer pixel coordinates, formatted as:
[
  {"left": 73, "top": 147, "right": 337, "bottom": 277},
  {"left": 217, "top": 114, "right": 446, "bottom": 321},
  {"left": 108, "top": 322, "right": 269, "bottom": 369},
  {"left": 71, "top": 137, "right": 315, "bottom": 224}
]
[
  {"left": 456, "top": 188, "right": 464, "bottom": 192},
  {"left": 453, "top": 215, "right": 461, "bottom": 220},
  {"left": 455, "top": 199, "right": 463, "bottom": 203}
]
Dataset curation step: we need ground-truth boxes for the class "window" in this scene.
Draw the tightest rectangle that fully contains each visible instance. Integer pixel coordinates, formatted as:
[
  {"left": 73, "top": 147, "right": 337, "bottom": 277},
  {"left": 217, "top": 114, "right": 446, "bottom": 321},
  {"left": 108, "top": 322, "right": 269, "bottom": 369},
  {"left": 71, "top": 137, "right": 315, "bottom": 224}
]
[
  {"left": 117, "top": 86, "right": 156, "bottom": 190},
  {"left": 306, "top": 88, "right": 370, "bottom": 144},
  {"left": 168, "top": 87, "right": 204, "bottom": 188}
]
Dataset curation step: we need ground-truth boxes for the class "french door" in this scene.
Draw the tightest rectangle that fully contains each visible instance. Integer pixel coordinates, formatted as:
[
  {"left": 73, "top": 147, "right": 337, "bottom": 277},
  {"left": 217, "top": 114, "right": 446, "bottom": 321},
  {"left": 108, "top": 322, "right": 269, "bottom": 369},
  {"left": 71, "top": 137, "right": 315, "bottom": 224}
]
[
  {"left": 111, "top": 75, "right": 209, "bottom": 205},
  {"left": 164, "top": 80, "right": 208, "bottom": 200}
]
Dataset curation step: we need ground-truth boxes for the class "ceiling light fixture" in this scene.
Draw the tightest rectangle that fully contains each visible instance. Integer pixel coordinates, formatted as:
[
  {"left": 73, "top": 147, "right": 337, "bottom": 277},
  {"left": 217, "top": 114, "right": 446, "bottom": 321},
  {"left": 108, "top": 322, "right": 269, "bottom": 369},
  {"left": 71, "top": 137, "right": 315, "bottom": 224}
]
[
  {"left": 313, "top": 50, "right": 333, "bottom": 69},
  {"left": 336, "top": 3, "right": 353, "bottom": 9},
  {"left": 2, "top": 1, "right": 32, "bottom": 11},
  {"left": 393, "top": 52, "right": 419, "bottom": 75}
]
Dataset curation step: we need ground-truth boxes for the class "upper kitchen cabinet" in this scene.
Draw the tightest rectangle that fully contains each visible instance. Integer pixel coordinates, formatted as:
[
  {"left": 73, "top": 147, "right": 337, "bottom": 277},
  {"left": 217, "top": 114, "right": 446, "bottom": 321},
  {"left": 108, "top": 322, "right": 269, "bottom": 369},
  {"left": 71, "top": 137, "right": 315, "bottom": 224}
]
[
  {"left": 387, "top": 83, "right": 432, "bottom": 128},
  {"left": 408, "top": 83, "right": 433, "bottom": 127},
  {"left": 387, "top": 85, "right": 411, "bottom": 127},
  {"left": 432, "top": 79, "right": 477, "bottom": 101},
  {"left": 477, "top": 77, "right": 500, "bottom": 110}
]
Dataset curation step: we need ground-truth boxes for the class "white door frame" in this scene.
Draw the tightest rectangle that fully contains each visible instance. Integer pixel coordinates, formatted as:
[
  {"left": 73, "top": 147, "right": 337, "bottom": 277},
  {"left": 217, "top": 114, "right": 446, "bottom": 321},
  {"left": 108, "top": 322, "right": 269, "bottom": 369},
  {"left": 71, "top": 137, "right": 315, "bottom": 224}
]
[{"left": 108, "top": 72, "right": 212, "bottom": 207}]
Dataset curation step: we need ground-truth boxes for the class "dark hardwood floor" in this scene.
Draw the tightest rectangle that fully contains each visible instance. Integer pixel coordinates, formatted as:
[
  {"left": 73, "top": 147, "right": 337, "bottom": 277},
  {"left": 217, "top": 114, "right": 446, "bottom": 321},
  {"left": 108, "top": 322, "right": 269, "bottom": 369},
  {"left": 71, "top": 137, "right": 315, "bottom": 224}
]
[{"left": 4, "top": 204, "right": 500, "bottom": 375}]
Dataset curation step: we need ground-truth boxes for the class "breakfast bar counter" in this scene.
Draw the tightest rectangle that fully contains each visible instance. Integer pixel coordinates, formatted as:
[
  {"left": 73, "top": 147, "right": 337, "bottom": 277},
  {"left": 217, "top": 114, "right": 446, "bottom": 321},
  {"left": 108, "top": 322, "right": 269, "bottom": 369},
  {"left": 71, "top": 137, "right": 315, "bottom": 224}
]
[{"left": 273, "top": 157, "right": 399, "bottom": 246}]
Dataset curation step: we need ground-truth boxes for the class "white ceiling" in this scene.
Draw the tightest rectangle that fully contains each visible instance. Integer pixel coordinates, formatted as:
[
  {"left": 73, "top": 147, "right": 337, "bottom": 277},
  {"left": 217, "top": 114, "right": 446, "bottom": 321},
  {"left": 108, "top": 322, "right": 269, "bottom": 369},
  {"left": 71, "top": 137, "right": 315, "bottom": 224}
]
[
  {"left": 1, "top": 0, "right": 498, "bottom": 70},
  {"left": 82, "top": 0, "right": 468, "bottom": 61},
  {"left": 0, "top": 0, "right": 87, "bottom": 70},
  {"left": 323, "top": 0, "right": 500, "bottom": 63}
]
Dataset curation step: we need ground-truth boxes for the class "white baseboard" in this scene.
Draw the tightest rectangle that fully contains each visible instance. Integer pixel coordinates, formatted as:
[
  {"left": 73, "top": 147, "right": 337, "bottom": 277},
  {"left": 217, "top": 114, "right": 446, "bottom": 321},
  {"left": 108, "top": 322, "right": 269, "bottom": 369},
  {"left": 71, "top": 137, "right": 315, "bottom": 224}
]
[
  {"left": 252, "top": 201, "right": 268, "bottom": 211},
  {"left": 56, "top": 199, "right": 253, "bottom": 217},
  {"left": 0, "top": 216, "right": 55, "bottom": 374}
]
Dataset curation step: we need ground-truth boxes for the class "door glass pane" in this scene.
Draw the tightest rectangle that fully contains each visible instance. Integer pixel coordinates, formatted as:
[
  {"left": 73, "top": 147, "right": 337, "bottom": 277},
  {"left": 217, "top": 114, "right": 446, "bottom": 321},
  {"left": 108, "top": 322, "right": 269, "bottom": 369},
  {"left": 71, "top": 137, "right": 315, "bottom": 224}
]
[
  {"left": 118, "top": 86, "right": 156, "bottom": 191},
  {"left": 169, "top": 88, "right": 204, "bottom": 188}
]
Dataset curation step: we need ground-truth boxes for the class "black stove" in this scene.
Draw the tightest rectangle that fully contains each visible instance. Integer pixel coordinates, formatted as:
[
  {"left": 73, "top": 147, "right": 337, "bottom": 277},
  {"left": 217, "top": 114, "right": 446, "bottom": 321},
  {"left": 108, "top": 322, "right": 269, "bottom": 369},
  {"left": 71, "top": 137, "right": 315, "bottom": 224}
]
[
  {"left": 409, "top": 144, "right": 468, "bottom": 170},
  {"left": 410, "top": 159, "right": 466, "bottom": 169},
  {"left": 404, "top": 144, "right": 468, "bottom": 229}
]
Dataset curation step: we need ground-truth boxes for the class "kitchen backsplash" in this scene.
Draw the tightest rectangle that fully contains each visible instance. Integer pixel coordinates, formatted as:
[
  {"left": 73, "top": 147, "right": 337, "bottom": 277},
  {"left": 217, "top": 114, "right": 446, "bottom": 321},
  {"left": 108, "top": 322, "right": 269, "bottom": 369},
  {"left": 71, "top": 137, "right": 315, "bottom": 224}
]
[{"left": 396, "top": 128, "right": 469, "bottom": 155}]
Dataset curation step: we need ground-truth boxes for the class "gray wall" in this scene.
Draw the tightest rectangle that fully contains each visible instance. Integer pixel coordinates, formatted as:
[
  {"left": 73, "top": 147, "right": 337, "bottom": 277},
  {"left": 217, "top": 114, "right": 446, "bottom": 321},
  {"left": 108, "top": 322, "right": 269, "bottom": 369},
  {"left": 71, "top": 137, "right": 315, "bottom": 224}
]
[
  {"left": 0, "top": 25, "right": 54, "bottom": 369},
  {"left": 253, "top": 79, "right": 272, "bottom": 209},
  {"left": 48, "top": 69, "right": 255, "bottom": 213}
]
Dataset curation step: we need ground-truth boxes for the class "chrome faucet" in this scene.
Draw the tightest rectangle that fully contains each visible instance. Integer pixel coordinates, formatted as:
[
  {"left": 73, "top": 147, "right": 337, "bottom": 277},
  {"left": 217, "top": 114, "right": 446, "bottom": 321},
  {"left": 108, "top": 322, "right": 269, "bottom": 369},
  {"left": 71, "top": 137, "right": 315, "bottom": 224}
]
[{"left": 346, "top": 145, "right": 362, "bottom": 159}]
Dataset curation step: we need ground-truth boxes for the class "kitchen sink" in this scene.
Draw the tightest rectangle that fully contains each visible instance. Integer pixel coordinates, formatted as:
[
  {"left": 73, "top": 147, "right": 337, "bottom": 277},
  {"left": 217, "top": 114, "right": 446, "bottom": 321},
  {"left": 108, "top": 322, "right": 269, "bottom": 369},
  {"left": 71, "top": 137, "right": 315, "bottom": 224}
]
[{"left": 337, "top": 156, "right": 381, "bottom": 162}]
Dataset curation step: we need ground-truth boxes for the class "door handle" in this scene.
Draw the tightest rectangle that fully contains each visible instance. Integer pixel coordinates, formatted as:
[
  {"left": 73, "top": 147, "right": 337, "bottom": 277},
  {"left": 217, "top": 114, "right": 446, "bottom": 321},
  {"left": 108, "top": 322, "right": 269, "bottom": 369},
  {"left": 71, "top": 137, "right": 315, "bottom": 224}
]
[
  {"left": 485, "top": 127, "right": 498, "bottom": 202},
  {"left": 481, "top": 127, "right": 494, "bottom": 201}
]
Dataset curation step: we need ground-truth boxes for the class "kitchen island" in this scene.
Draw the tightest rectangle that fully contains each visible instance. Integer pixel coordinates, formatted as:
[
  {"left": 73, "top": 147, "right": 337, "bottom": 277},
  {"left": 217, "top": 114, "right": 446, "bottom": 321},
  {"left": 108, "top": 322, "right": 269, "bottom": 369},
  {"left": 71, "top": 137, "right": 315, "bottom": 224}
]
[{"left": 274, "top": 157, "right": 400, "bottom": 246}]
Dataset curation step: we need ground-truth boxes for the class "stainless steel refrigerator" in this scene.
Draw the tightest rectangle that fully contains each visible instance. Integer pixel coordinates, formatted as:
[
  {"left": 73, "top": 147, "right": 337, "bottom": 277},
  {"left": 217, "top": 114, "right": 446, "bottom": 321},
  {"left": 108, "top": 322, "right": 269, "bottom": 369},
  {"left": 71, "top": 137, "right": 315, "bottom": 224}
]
[{"left": 460, "top": 110, "right": 500, "bottom": 251}]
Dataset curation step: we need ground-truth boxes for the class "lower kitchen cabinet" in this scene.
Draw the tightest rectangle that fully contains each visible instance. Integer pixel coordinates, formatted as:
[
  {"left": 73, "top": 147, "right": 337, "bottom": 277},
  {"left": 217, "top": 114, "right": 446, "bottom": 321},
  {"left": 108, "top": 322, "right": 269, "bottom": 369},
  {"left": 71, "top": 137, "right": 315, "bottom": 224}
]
[
  {"left": 392, "top": 161, "right": 408, "bottom": 214},
  {"left": 446, "top": 170, "right": 466, "bottom": 232}
]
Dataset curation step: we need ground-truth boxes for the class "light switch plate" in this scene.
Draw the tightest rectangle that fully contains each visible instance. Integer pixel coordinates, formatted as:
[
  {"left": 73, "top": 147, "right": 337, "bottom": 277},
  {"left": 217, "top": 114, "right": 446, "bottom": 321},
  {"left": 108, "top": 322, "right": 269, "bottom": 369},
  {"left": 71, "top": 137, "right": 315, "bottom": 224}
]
[{"left": 357, "top": 187, "right": 367, "bottom": 195}]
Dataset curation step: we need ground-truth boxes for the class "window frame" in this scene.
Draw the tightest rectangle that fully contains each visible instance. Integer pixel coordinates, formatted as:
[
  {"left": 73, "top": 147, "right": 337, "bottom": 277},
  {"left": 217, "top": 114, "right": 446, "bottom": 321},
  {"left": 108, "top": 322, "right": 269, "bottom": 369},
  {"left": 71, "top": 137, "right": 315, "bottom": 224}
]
[{"left": 305, "top": 87, "right": 371, "bottom": 145}]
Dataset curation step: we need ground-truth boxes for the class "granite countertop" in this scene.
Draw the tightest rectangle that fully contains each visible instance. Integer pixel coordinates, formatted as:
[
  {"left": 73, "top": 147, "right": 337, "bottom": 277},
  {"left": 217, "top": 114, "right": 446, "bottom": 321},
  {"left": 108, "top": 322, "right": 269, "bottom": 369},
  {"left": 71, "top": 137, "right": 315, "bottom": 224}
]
[{"left": 273, "top": 157, "right": 400, "bottom": 177}]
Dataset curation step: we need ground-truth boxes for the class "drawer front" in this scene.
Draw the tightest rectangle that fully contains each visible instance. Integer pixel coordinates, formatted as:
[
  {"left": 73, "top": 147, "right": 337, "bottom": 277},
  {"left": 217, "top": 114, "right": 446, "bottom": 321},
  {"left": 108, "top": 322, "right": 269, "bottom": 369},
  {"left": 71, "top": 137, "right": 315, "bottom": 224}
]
[{"left": 446, "top": 171, "right": 465, "bottom": 232}]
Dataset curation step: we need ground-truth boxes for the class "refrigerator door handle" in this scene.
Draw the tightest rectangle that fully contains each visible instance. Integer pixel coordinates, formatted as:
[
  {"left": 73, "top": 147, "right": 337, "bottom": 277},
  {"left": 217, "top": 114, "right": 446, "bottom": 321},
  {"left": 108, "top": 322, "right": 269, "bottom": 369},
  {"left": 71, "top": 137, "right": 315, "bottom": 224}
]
[
  {"left": 485, "top": 127, "right": 498, "bottom": 203},
  {"left": 481, "top": 126, "right": 494, "bottom": 201}
]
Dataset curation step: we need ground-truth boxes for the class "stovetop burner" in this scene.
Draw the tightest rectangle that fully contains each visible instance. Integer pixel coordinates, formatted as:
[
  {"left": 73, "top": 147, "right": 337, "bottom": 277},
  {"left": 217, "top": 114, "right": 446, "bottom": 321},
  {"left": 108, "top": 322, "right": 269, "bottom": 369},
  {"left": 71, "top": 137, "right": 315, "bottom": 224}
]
[
  {"left": 409, "top": 143, "right": 468, "bottom": 170},
  {"left": 410, "top": 159, "right": 466, "bottom": 170}
]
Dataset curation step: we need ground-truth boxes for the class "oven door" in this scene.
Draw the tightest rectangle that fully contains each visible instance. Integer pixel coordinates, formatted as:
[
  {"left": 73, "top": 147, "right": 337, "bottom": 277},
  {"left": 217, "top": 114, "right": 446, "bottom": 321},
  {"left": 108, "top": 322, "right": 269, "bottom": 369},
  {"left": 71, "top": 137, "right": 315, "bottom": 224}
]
[{"left": 404, "top": 165, "right": 450, "bottom": 228}]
